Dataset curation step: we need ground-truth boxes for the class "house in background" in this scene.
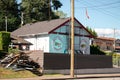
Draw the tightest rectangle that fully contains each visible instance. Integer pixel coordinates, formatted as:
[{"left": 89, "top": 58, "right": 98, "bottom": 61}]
[
  {"left": 10, "top": 35, "right": 32, "bottom": 50},
  {"left": 92, "top": 37, "right": 115, "bottom": 51},
  {"left": 115, "top": 39, "right": 120, "bottom": 52},
  {"left": 11, "top": 17, "right": 94, "bottom": 54}
]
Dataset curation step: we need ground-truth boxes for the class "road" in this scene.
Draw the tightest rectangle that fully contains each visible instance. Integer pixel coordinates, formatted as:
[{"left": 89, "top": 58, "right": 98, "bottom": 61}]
[{"left": 73, "top": 77, "right": 120, "bottom": 80}]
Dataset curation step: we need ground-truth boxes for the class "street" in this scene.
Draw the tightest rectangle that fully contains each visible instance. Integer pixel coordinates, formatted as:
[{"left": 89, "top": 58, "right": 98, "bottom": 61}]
[{"left": 72, "top": 77, "right": 120, "bottom": 80}]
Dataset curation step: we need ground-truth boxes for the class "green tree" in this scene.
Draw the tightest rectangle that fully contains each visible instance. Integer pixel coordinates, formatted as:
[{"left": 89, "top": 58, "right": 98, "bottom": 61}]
[
  {"left": 86, "top": 26, "right": 98, "bottom": 37},
  {"left": 21, "top": 0, "right": 62, "bottom": 24},
  {"left": 54, "top": 10, "right": 67, "bottom": 18},
  {"left": 0, "top": 0, "right": 21, "bottom": 32}
]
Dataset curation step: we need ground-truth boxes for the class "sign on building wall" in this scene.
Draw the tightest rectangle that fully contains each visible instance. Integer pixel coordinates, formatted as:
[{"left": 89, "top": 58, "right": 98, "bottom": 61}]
[
  {"left": 80, "top": 37, "right": 90, "bottom": 54},
  {"left": 50, "top": 34, "right": 68, "bottom": 53}
]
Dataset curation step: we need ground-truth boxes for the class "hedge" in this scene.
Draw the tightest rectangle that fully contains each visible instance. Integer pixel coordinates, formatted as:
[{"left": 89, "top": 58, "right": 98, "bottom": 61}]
[
  {"left": 90, "top": 45, "right": 105, "bottom": 55},
  {"left": 0, "top": 31, "right": 10, "bottom": 52}
]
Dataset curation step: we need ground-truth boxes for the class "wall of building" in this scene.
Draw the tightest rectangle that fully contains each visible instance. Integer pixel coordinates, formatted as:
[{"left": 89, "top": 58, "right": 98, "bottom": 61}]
[
  {"left": 49, "top": 34, "right": 68, "bottom": 53},
  {"left": 24, "top": 35, "right": 49, "bottom": 52},
  {"left": 49, "top": 20, "right": 91, "bottom": 54},
  {"left": 93, "top": 38, "right": 114, "bottom": 51},
  {"left": 23, "top": 20, "right": 91, "bottom": 54}
]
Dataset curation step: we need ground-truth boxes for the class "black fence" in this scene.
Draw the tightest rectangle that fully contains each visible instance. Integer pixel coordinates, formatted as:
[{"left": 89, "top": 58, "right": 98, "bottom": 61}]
[{"left": 44, "top": 53, "right": 112, "bottom": 69}]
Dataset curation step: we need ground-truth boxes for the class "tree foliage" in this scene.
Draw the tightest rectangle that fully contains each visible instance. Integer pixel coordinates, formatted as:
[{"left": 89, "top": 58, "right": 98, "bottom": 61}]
[
  {"left": 0, "top": 31, "right": 10, "bottom": 52},
  {"left": 21, "top": 0, "right": 63, "bottom": 24},
  {"left": 86, "top": 26, "right": 98, "bottom": 37},
  {"left": 90, "top": 45, "right": 105, "bottom": 55},
  {"left": 55, "top": 10, "right": 67, "bottom": 18},
  {"left": 0, "top": 0, "right": 21, "bottom": 32},
  {"left": 0, "top": 0, "right": 63, "bottom": 32}
]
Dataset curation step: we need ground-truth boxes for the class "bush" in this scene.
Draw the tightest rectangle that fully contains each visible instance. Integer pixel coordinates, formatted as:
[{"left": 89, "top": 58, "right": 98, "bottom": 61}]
[
  {"left": 90, "top": 45, "right": 105, "bottom": 55},
  {"left": 0, "top": 51, "right": 7, "bottom": 59},
  {"left": 0, "top": 31, "right": 10, "bottom": 52},
  {"left": 8, "top": 48, "right": 19, "bottom": 54}
]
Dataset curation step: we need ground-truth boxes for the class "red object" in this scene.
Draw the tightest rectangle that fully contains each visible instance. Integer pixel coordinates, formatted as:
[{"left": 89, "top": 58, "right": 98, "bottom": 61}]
[{"left": 86, "top": 8, "right": 89, "bottom": 19}]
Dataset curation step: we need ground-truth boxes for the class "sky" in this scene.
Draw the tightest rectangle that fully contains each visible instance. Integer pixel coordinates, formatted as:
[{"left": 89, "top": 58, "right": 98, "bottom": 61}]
[
  {"left": 17, "top": 0, "right": 120, "bottom": 38},
  {"left": 58, "top": 0, "right": 120, "bottom": 38}
]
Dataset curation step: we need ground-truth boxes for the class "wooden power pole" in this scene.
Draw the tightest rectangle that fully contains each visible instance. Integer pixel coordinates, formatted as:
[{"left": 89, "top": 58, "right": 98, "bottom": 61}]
[
  {"left": 113, "top": 28, "right": 116, "bottom": 51},
  {"left": 5, "top": 16, "right": 7, "bottom": 32},
  {"left": 70, "top": 0, "right": 74, "bottom": 78},
  {"left": 21, "top": 12, "right": 24, "bottom": 27}
]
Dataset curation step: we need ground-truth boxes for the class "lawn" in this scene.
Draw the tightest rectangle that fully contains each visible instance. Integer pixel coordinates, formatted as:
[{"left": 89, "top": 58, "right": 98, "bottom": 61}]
[{"left": 0, "top": 67, "right": 37, "bottom": 79}]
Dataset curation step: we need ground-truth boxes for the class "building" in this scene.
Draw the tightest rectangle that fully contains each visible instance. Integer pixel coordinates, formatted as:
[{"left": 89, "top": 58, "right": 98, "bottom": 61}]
[
  {"left": 115, "top": 39, "right": 120, "bottom": 52},
  {"left": 10, "top": 35, "right": 32, "bottom": 50},
  {"left": 11, "top": 18, "right": 94, "bottom": 54},
  {"left": 93, "top": 37, "right": 115, "bottom": 51}
]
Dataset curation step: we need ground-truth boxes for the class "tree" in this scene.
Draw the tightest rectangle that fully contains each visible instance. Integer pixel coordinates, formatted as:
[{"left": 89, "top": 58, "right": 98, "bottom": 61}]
[
  {"left": 86, "top": 26, "right": 98, "bottom": 37},
  {"left": 54, "top": 10, "right": 67, "bottom": 18},
  {"left": 21, "top": 0, "right": 62, "bottom": 24},
  {"left": 0, "top": 0, "right": 21, "bottom": 32}
]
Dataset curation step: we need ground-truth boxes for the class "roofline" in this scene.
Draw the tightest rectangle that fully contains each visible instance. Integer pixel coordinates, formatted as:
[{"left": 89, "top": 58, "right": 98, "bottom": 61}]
[
  {"left": 48, "top": 18, "right": 70, "bottom": 34},
  {"left": 18, "top": 32, "right": 48, "bottom": 37},
  {"left": 96, "top": 37, "right": 115, "bottom": 41},
  {"left": 49, "top": 17, "right": 94, "bottom": 38},
  {"left": 74, "top": 18, "right": 95, "bottom": 38}
]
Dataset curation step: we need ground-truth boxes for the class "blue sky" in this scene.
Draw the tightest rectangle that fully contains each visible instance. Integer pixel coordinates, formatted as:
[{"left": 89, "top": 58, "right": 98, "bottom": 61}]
[
  {"left": 17, "top": 0, "right": 120, "bottom": 38},
  {"left": 58, "top": 0, "right": 120, "bottom": 38}
]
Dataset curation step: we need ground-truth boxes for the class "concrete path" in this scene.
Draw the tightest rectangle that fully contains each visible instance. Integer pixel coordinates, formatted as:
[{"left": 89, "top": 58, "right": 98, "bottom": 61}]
[{"left": 44, "top": 68, "right": 120, "bottom": 74}]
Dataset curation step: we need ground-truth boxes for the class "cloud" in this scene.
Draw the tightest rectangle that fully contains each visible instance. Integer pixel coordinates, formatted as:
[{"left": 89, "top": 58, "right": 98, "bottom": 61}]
[{"left": 94, "top": 28, "right": 120, "bottom": 38}]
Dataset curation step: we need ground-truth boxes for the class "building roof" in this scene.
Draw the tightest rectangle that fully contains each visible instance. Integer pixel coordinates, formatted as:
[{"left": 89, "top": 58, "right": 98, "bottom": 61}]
[
  {"left": 12, "top": 18, "right": 69, "bottom": 36},
  {"left": 11, "top": 35, "right": 32, "bottom": 45},
  {"left": 116, "top": 39, "right": 120, "bottom": 43},
  {"left": 96, "top": 37, "right": 115, "bottom": 41},
  {"left": 11, "top": 17, "right": 94, "bottom": 38}
]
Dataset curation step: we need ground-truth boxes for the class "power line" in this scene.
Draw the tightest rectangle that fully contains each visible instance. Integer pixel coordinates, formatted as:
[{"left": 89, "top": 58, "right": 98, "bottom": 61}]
[
  {"left": 76, "top": 0, "right": 120, "bottom": 8},
  {"left": 75, "top": 0, "right": 120, "bottom": 26}
]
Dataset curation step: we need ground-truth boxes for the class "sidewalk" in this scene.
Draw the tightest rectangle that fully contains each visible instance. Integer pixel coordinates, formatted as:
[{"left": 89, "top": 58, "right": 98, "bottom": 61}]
[{"left": 1, "top": 73, "right": 120, "bottom": 80}]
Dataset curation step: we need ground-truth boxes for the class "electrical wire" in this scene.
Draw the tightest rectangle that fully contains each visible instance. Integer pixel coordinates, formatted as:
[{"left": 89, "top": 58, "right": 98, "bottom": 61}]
[
  {"left": 76, "top": 0, "right": 120, "bottom": 8},
  {"left": 75, "top": 0, "right": 120, "bottom": 24}
]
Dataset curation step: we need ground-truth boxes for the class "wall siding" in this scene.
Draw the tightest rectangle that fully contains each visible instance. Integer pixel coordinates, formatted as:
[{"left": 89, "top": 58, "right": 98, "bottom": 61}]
[{"left": 24, "top": 36, "right": 49, "bottom": 52}]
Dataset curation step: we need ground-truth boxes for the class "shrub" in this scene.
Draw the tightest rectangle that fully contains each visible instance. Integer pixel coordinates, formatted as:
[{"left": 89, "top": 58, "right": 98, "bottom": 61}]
[
  {"left": 0, "top": 51, "right": 7, "bottom": 59},
  {"left": 90, "top": 45, "right": 105, "bottom": 55},
  {"left": 0, "top": 31, "right": 10, "bottom": 52},
  {"left": 8, "top": 48, "right": 19, "bottom": 54}
]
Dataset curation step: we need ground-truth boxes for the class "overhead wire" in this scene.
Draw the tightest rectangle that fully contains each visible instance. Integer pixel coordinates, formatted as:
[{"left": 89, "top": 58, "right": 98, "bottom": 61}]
[
  {"left": 75, "top": 0, "right": 120, "bottom": 25},
  {"left": 76, "top": 0, "right": 120, "bottom": 8},
  {"left": 75, "top": 0, "right": 120, "bottom": 37}
]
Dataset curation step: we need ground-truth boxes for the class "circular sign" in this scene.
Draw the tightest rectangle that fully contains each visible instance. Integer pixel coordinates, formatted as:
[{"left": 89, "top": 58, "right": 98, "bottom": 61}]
[
  {"left": 53, "top": 36, "right": 63, "bottom": 50},
  {"left": 80, "top": 38, "right": 88, "bottom": 51}
]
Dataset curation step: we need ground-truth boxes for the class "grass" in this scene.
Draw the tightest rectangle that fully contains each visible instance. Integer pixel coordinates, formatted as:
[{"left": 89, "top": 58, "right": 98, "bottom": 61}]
[
  {"left": 0, "top": 67, "right": 37, "bottom": 79},
  {"left": 0, "top": 67, "right": 64, "bottom": 79},
  {"left": 43, "top": 73, "right": 64, "bottom": 77}
]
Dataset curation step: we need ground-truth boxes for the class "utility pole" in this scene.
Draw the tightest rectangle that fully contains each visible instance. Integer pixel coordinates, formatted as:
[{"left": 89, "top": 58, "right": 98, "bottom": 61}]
[
  {"left": 5, "top": 16, "right": 7, "bottom": 32},
  {"left": 113, "top": 28, "right": 116, "bottom": 51},
  {"left": 48, "top": 0, "right": 51, "bottom": 20},
  {"left": 21, "top": 12, "right": 24, "bottom": 27},
  {"left": 70, "top": 0, "right": 74, "bottom": 78}
]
